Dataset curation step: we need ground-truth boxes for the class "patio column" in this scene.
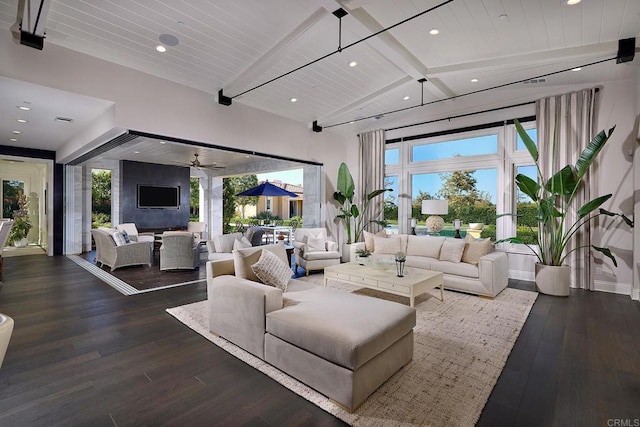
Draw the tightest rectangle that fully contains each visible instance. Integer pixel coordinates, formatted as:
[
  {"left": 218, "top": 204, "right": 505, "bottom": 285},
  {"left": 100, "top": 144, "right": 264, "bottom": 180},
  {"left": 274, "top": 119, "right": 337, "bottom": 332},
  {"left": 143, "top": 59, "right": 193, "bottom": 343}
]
[{"left": 210, "top": 176, "right": 223, "bottom": 237}]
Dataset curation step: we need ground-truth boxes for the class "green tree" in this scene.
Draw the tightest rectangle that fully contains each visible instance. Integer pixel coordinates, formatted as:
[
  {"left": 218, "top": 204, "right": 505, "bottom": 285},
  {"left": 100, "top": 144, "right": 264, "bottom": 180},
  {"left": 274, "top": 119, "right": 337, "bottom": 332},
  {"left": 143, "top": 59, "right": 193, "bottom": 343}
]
[
  {"left": 231, "top": 175, "right": 259, "bottom": 218},
  {"left": 436, "top": 170, "right": 492, "bottom": 222},
  {"left": 222, "top": 178, "right": 237, "bottom": 233},
  {"left": 91, "top": 169, "right": 111, "bottom": 216},
  {"left": 190, "top": 178, "right": 200, "bottom": 220}
]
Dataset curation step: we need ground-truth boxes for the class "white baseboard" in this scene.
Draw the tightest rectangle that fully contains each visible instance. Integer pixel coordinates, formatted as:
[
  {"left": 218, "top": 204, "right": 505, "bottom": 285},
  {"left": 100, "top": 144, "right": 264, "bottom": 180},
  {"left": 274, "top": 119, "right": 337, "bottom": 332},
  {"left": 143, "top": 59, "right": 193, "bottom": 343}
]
[
  {"left": 631, "top": 288, "right": 639, "bottom": 301},
  {"left": 594, "top": 280, "right": 632, "bottom": 297},
  {"left": 509, "top": 269, "right": 535, "bottom": 282}
]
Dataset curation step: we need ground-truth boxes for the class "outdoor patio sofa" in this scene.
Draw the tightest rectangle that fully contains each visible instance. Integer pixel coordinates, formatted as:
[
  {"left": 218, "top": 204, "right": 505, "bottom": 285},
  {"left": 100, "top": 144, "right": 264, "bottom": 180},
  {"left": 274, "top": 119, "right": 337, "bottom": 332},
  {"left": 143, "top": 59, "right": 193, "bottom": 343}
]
[{"left": 91, "top": 228, "right": 152, "bottom": 271}]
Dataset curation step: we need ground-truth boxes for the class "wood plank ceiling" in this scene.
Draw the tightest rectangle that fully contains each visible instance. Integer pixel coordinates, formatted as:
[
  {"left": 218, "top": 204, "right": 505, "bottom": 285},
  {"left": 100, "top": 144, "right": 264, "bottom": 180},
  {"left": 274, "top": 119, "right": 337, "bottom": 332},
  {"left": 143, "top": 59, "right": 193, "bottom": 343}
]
[{"left": 0, "top": 0, "right": 638, "bottom": 144}]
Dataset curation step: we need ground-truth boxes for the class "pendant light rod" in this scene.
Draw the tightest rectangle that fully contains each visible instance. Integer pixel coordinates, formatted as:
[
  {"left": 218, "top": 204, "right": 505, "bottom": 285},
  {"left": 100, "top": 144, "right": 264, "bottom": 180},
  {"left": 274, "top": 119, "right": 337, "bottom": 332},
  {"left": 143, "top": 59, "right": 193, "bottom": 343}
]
[{"left": 225, "top": 0, "right": 455, "bottom": 101}]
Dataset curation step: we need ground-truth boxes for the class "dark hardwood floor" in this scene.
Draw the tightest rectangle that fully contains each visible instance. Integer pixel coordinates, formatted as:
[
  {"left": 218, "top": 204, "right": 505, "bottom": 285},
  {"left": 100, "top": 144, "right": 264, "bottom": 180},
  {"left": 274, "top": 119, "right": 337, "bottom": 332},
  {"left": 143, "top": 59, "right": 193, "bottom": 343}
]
[{"left": 1, "top": 255, "right": 639, "bottom": 426}]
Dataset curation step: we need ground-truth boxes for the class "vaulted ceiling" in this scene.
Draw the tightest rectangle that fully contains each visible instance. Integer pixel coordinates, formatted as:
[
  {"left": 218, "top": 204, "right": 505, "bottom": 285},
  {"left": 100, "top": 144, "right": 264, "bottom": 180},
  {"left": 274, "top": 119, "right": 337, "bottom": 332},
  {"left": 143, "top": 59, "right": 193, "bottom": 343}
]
[{"left": 0, "top": 0, "right": 639, "bottom": 160}]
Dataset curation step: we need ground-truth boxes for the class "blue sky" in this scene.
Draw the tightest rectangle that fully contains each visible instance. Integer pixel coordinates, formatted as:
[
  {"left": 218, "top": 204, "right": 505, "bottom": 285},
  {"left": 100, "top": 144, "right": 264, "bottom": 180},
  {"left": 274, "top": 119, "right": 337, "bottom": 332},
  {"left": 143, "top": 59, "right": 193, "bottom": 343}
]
[{"left": 257, "top": 169, "right": 303, "bottom": 186}]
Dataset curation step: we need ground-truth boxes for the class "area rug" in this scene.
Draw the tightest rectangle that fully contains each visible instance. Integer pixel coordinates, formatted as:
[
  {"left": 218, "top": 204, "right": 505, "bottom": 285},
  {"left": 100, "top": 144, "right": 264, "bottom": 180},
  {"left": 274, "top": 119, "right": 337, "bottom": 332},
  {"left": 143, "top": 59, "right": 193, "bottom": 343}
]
[{"left": 166, "top": 276, "right": 537, "bottom": 426}]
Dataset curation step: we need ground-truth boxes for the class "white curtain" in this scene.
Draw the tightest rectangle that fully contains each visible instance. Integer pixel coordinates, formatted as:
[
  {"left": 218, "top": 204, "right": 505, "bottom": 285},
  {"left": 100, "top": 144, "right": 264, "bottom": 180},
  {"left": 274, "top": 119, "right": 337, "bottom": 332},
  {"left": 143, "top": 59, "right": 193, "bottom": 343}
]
[
  {"left": 536, "top": 88, "right": 597, "bottom": 290},
  {"left": 358, "top": 129, "right": 386, "bottom": 238}
]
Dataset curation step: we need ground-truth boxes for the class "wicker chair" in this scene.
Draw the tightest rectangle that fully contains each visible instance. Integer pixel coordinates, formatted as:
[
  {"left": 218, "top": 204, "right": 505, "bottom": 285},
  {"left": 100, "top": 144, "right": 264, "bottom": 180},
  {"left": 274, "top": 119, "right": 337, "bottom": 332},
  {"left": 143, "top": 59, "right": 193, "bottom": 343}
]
[
  {"left": 91, "top": 228, "right": 152, "bottom": 271},
  {"left": 160, "top": 231, "right": 200, "bottom": 271}
]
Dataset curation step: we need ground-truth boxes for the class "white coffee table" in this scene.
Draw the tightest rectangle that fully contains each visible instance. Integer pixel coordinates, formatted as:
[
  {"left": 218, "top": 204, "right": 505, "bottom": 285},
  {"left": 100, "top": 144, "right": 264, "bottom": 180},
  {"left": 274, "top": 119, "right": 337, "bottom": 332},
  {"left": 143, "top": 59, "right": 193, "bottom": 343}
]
[{"left": 323, "top": 262, "right": 444, "bottom": 307}]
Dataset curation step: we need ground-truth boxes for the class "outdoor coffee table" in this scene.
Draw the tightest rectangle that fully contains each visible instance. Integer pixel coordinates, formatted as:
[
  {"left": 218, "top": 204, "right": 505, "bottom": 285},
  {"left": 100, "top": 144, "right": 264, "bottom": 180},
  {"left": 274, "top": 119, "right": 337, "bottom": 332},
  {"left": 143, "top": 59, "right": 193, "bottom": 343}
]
[{"left": 323, "top": 262, "right": 444, "bottom": 307}]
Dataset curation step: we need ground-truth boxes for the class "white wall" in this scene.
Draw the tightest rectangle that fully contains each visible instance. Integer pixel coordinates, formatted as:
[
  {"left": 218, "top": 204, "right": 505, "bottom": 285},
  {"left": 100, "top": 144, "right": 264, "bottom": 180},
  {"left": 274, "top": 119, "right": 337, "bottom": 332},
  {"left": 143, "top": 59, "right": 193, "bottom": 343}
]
[{"left": 0, "top": 36, "right": 354, "bottom": 236}]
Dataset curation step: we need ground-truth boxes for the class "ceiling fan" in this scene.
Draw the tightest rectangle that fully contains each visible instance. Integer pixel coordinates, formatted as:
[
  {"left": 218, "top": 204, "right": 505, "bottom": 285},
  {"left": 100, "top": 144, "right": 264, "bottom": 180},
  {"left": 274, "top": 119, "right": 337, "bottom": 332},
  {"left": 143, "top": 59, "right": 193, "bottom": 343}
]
[{"left": 185, "top": 153, "right": 225, "bottom": 170}]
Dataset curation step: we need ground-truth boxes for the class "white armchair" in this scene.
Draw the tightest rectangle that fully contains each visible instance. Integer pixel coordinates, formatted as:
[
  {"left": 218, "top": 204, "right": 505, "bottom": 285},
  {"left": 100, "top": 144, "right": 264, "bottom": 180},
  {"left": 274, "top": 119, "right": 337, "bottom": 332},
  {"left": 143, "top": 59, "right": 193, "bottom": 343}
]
[
  {"left": 160, "top": 231, "right": 200, "bottom": 271},
  {"left": 187, "top": 221, "right": 207, "bottom": 245},
  {"left": 293, "top": 228, "right": 341, "bottom": 276}
]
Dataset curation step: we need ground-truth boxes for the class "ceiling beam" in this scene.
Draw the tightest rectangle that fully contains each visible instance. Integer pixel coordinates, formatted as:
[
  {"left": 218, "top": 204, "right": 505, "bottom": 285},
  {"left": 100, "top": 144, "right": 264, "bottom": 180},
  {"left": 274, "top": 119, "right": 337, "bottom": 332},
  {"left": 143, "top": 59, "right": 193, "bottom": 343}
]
[
  {"left": 225, "top": 8, "right": 328, "bottom": 96},
  {"left": 427, "top": 41, "right": 620, "bottom": 77},
  {"left": 316, "top": 75, "right": 413, "bottom": 125}
]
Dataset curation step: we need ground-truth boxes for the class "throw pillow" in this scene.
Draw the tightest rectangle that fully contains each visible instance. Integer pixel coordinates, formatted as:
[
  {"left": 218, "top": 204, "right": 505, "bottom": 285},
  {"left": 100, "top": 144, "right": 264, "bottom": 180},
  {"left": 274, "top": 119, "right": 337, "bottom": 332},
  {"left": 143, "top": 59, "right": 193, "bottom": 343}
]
[
  {"left": 438, "top": 239, "right": 466, "bottom": 263},
  {"left": 251, "top": 250, "right": 291, "bottom": 291},
  {"left": 111, "top": 230, "right": 127, "bottom": 246},
  {"left": 306, "top": 236, "right": 326, "bottom": 252},
  {"left": 462, "top": 235, "right": 494, "bottom": 265},
  {"left": 233, "top": 236, "right": 252, "bottom": 250},
  {"left": 373, "top": 235, "right": 402, "bottom": 255},
  {"left": 214, "top": 232, "right": 243, "bottom": 253},
  {"left": 121, "top": 230, "right": 131, "bottom": 244},
  {"left": 363, "top": 230, "right": 387, "bottom": 252},
  {"left": 233, "top": 244, "right": 289, "bottom": 282},
  {"left": 406, "top": 235, "right": 445, "bottom": 258}
]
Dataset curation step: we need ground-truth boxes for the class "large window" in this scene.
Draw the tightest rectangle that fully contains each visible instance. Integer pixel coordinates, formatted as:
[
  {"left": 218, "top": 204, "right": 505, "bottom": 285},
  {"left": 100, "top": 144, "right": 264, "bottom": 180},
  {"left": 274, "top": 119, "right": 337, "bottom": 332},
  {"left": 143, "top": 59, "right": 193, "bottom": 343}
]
[
  {"left": 516, "top": 128, "right": 538, "bottom": 151},
  {"left": 385, "top": 148, "right": 399, "bottom": 165},
  {"left": 411, "top": 169, "right": 497, "bottom": 238},
  {"left": 384, "top": 175, "right": 398, "bottom": 225},
  {"left": 412, "top": 134, "right": 497, "bottom": 162},
  {"left": 515, "top": 166, "right": 538, "bottom": 245},
  {"left": 385, "top": 118, "right": 536, "bottom": 243}
]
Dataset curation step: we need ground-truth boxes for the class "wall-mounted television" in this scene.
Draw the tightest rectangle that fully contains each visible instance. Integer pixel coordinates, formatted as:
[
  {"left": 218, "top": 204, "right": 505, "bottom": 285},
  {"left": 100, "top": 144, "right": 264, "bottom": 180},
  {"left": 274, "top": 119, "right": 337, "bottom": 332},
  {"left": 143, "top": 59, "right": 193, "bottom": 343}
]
[{"left": 137, "top": 185, "right": 180, "bottom": 209}]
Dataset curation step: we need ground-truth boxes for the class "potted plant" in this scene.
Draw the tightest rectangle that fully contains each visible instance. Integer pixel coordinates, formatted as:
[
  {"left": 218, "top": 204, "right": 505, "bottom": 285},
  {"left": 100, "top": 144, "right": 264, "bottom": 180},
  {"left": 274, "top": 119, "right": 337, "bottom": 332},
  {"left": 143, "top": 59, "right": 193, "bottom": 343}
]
[
  {"left": 355, "top": 248, "right": 372, "bottom": 265},
  {"left": 8, "top": 217, "right": 32, "bottom": 247},
  {"left": 333, "top": 162, "right": 391, "bottom": 261},
  {"left": 498, "top": 119, "right": 633, "bottom": 296}
]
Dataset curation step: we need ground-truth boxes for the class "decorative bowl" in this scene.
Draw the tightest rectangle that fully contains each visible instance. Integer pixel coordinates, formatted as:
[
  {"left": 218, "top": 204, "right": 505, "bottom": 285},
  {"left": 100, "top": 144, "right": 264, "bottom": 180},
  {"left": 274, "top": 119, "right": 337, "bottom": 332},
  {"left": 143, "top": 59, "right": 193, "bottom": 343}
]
[{"left": 468, "top": 222, "right": 484, "bottom": 230}]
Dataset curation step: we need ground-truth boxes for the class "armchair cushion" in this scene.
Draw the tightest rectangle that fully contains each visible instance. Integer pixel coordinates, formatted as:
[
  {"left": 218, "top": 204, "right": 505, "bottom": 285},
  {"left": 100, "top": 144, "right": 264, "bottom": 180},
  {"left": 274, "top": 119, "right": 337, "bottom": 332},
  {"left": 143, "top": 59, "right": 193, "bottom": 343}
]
[
  {"left": 306, "top": 236, "right": 326, "bottom": 252},
  {"left": 233, "top": 236, "right": 253, "bottom": 250},
  {"left": 213, "top": 232, "right": 243, "bottom": 253},
  {"left": 111, "top": 230, "right": 127, "bottom": 246}
]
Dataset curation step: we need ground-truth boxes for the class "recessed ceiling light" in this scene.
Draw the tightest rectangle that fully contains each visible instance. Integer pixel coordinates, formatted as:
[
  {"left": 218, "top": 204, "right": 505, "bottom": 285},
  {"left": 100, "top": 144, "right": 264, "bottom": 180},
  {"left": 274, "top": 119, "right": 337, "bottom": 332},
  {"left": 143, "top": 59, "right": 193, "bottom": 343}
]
[
  {"left": 349, "top": 121, "right": 355, "bottom": 124},
  {"left": 471, "top": 78, "right": 479, "bottom": 83},
  {"left": 403, "top": 96, "right": 410, "bottom": 100},
  {"left": 133, "top": 151, "right": 140, "bottom": 154},
  {"left": 12, "top": 130, "right": 21, "bottom": 134},
  {"left": 429, "top": 28, "right": 439, "bottom": 35},
  {"left": 290, "top": 97, "right": 297, "bottom": 103},
  {"left": 156, "top": 45, "right": 167, "bottom": 53},
  {"left": 571, "top": 67, "right": 582, "bottom": 71},
  {"left": 17, "top": 106, "right": 31, "bottom": 111},
  {"left": 16, "top": 119, "right": 28, "bottom": 123},
  {"left": 566, "top": 0, "right": 581, "bottom": 5},
  {"left": 349, "top": 61, "right": 357, "bottom": 67},
  {"left": 159, "top": 141, "right": 166, "bottom": 144},
  {"left": 245, "top": 155, "right": 251, "bottom": 158},
  {"left": 9, "top": 138, "right": 17, "bottom": 142}
]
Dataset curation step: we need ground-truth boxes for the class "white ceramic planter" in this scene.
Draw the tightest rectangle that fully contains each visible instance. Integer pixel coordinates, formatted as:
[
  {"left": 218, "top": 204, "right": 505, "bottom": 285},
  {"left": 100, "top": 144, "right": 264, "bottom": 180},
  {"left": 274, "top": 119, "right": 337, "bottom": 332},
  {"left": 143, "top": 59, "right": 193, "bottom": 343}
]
[
  {"left": 535, "top": 263, "right": 570, "bottom": 296},
  {"left": 13, "top": 238, "right": 28, "bottom": 248}
]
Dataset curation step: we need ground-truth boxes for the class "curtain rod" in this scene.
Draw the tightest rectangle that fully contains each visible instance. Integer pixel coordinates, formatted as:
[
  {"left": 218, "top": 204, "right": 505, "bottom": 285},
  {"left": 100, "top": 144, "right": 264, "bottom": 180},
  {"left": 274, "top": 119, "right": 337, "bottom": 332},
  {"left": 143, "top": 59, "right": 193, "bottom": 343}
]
[{"left": 384, "top": 87, "right": 600, "bottom": 137}]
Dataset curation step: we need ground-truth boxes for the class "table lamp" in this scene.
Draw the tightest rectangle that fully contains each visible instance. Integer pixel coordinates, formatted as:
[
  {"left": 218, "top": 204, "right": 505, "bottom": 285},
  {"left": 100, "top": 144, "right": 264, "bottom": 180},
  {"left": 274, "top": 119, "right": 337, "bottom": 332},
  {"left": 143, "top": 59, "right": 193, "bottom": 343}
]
[{"left": 421, "top": 200, "right": 448, "bottom": 233}]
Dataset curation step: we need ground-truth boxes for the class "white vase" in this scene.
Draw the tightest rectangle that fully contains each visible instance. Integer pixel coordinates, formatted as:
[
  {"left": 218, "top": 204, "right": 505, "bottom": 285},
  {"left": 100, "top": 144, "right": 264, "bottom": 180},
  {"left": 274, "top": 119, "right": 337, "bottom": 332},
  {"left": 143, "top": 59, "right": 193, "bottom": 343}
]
[
  {"left": 14, "top": 238, "right": 28, "bottom": 248},
  {"left": 341, "top": 243, "right": 353, "bottom": 263},
  {"left": 535, "top": 263, "right": 570, "bottom": 296}
]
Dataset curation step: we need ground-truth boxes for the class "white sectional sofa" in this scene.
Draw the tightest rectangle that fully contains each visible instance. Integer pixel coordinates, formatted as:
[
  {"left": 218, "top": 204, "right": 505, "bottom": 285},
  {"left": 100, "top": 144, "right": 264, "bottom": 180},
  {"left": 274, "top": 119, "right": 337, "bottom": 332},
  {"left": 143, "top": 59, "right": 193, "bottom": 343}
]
[
  {"left": 351, "top": 233, "right": 508, "bottom": 298},
  {"left": 206, "top": 243, "right": 416, "bottom": 411}
]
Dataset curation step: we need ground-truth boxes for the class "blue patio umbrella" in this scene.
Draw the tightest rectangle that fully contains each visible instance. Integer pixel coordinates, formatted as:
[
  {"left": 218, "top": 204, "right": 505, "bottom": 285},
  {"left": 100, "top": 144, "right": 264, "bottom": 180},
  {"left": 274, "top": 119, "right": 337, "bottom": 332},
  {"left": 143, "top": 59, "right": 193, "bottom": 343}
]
[{"left": 235, "top": 181, "right": 298, "bottom": 198}]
